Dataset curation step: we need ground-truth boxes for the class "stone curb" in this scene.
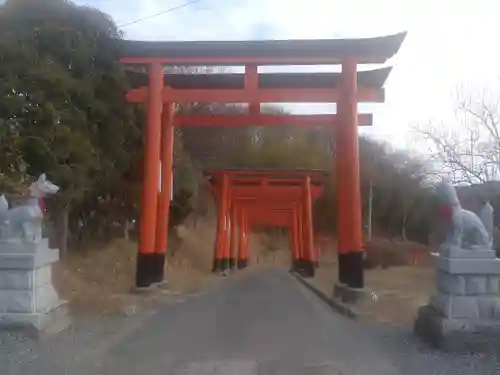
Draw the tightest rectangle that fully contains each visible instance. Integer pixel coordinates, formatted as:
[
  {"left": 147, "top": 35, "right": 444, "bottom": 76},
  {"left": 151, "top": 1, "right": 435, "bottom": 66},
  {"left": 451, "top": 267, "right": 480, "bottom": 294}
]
[{"left": 289, "top": 271, "right": 359, "bottom": 319}]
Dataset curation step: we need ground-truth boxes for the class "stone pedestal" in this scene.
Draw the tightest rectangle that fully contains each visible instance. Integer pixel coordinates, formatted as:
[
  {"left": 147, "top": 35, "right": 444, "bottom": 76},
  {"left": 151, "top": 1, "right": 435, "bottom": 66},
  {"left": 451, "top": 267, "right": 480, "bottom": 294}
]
[
  {"left": 333, "top": 282, "right": 367, "bottom": 304},
  {"left": 0, "top": 239, "right": 70, "bottom": 337},
  {"left": 414, "top": 245, "right": 500, "bottom": 352}
]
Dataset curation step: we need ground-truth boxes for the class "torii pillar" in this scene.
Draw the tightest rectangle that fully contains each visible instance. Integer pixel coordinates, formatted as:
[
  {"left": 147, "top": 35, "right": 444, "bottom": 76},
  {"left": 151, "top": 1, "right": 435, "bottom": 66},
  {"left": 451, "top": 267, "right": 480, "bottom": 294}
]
[
  {"left": 136, "top": 62, "right": 163, "bottom": 288},
  {"left": 334, "top": 59, "right": 365, "bottom": 300},
  {"left": 134, "top": 63, "right": 175, "bottom": 289}
]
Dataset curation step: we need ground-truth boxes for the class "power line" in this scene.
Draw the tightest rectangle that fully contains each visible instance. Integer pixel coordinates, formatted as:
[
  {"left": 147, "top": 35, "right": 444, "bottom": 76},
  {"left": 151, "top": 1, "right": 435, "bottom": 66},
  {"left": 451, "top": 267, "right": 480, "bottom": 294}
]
[{"left": 119, "top": 0, "right": 202, "bottom": 28}]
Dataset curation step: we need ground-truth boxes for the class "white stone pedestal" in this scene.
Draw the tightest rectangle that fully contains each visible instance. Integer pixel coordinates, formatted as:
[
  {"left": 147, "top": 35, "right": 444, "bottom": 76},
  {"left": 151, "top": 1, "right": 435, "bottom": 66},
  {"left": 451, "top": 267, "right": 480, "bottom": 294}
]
[
  {"left": 0, "top": 239, "right": 70, "bottom": 337},
  {"left": 414, "top": 245, "right": 500, "bottom": 352}
]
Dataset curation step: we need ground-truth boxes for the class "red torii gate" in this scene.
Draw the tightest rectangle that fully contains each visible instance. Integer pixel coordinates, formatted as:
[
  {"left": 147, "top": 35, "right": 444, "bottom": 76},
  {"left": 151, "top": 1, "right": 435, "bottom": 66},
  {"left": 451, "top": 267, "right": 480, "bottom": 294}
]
[
  {"left": 205, "top": 169, "right": 325, "bottom": 277},
  {"left": 118, "top": 33, "right": 406, "bottom": 298}
]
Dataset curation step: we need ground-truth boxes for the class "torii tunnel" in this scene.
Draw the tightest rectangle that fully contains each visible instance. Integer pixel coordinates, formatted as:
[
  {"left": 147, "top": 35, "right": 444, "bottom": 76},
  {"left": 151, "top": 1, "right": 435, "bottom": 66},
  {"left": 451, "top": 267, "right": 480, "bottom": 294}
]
[
  {"left": 205, "top": 169, "right": 327, "bottom": 277},
  {"left": 118, "top": 32, "right": 407, "bottom": 295}
]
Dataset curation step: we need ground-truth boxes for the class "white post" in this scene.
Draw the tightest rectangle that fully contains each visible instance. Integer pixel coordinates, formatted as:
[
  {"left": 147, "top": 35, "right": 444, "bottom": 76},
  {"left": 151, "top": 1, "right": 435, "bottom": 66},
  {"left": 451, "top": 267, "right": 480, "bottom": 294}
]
[{"left": 159, "top": 161, "right": 174, "bottom": 202}]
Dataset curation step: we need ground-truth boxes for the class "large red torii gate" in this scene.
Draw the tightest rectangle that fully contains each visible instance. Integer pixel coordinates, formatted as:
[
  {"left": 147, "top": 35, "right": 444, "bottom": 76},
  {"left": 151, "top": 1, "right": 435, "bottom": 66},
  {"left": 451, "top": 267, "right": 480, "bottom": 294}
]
[
  {"left": 205, "top": 169, "right": 325, "bottom": 277},
  {"left": 118, "top": 33, "right": 406, "bottom": 299}
]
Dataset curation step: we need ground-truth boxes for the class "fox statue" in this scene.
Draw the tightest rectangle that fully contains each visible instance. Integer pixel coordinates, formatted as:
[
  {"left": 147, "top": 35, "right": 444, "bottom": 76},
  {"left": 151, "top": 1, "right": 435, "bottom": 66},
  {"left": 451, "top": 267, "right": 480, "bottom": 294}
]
[
  {"left": 0, "top": 174, "right": 59, "bottom": 242},
  {"left": 436, "top": 179, "right": 494, "bottom": 250}
]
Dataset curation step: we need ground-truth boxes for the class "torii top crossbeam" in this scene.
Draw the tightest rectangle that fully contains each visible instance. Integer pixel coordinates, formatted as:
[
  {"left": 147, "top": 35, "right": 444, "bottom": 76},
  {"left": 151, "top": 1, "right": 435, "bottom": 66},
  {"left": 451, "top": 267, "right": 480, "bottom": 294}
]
[
  {"left": 204, "top": 168, "right": 328, "bottom": 185},
  {"left": 120, "top": 33, "right": 406, "bottom": 117},
  {"left": 119, "top": 32, "right": 406, "bottom": 65}
]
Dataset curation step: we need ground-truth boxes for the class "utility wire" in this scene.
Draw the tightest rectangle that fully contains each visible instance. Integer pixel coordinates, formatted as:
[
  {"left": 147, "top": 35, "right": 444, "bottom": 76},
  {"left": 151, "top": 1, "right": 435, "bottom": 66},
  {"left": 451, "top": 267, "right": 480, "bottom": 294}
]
[{"left": 118, "top": 0, "right": 202, "bottom": 28}]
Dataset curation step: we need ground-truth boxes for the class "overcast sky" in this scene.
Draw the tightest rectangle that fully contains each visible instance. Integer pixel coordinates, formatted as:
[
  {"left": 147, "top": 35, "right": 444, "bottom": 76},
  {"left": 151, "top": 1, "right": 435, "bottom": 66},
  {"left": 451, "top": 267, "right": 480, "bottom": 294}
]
[{"left": 78, "top": 0, "right": 500, "bottom": 149}]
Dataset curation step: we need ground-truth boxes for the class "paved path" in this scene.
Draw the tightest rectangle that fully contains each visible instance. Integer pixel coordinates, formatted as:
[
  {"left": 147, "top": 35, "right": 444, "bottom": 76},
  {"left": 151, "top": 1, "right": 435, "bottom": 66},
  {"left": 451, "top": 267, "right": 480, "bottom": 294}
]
[
  {"left": 94, "top": 270, "right": 402, "bottom": 374},
  {"left": 2, "top": 269, "right": 499, "bottom": 374},
  {"left": 85, "top": 270, "right": 399, "bottom": 375}
]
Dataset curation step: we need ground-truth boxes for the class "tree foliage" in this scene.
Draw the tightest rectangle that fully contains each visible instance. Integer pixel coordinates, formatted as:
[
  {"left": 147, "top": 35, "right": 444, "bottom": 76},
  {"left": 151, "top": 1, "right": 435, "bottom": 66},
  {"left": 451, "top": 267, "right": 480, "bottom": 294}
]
[{"left": 0, "top": 0, "right": 141, "bottom": 249}]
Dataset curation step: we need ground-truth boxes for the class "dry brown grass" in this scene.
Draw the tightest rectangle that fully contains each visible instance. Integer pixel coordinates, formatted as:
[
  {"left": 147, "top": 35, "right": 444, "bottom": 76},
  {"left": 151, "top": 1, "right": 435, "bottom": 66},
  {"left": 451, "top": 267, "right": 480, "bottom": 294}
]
[
  {"left": 52, "top": 218, "right": 225, "bottom": 317},
  {"left": 248, "top": 233, "right": 292, "bottom": 268},
  {"left": 310, "top": 261, "right": 435, "bottom": 327},
  {"left": 363, "top": 238, "right": 432, "bottom": 269},
  {"left": 309, "top": 240, "right": 435, "bottom": 327}
]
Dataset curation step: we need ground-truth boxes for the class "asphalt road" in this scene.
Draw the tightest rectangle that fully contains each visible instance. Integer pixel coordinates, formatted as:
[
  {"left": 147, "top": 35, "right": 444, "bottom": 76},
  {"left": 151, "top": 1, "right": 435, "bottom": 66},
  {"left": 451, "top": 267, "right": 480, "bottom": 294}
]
[
  {"left": 95, "top": 270, "right": 402, "bottom": 375},
  {"left": 2, "top": 269, "right": 499, "bottom": 375}
]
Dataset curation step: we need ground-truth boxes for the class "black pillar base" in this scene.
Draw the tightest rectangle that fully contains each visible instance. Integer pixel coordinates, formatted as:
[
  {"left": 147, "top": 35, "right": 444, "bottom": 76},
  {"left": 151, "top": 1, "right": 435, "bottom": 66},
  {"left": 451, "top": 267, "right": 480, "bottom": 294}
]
[
  {"left": 237, "top": 259, "right": 248, "bottom": 269},
  {"left": 220, "top": 258, "right": 230, "bottom": 273},
  {"left": 212, "top": 258, "right": 222, "bottom": 273},
  {"left": 333, "top": 282, "right": 366, "bottom": 304},
  {"left": 151, "top": 253, "right": 166, "bottom": 284},
  {"left": 337, "top": 251, "right": 364, "bottom": 289},
  {"left": 290, "top": 259, "right": 301, "bottom": 272},
  {"left": 229, "top": 258, "right": 237, "bottom": 269},
  {"left": 296, "top": 258, "right": 315, "bottom": 278},
  {"left": 338, "top": 253, "right": 349, "bottom": 285},
  {"left": 135, "top": 253, "right": 157, "bottom": 288},
  {"left": 295, "top": 259, "right": 306, "bottom": 273}
]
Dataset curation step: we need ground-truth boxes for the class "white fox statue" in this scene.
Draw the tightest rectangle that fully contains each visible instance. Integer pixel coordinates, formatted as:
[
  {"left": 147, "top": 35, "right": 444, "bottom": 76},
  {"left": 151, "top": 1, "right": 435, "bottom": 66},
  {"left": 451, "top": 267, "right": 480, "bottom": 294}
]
[
  {"left": 436, "top": 179, "right": 494, "bottom": 250},
  {"left": 0, "top": 174, "right": 59, "bottom": 242}
]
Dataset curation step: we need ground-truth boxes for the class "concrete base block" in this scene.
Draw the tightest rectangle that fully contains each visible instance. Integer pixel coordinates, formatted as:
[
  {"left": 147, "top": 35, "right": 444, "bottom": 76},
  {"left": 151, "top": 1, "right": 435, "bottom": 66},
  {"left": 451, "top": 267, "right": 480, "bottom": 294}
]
[
  {"left": 439, "top": 244, "right": 497, "bottom": 259},
  {"left": 131, "top": 285, "right": 160, "bottom": 294},
  {"left": 0, "top": 240, "right": 69, "bottom": 337},
  {"left": 0, "top": 264, "right": 52, "bottom": 290},
  {"left": 415, "top": 248, "right": 500, "bottom": 353},
  {"left": 431, "top": 293, "right": 500, "bottom": 319},
  {"left": 0, "top": 301, "right": 70, "bottom": 339},
  {"left": 0, "top": 239, "right": 50, "bottom": 253},
  {"left": 0, "top": 283, "right": 59, "bottom": 314},
  {"left": 436, "top": 272, "right": 500, "bottom": 295},
  {"left": 152, "top": 279, "right": 169, "bottom": 288},
  {"left": 0, "top": 248, "right": 59, "bottom": 270},
  {"left": 333, "top": 283, "right": 367, "bottom": 304},
  {"left": 436, "top": 256, "right": 500, "bottom": 275},
  {"left": 415, "top": 304, "right": 500, "bottom": 353}
]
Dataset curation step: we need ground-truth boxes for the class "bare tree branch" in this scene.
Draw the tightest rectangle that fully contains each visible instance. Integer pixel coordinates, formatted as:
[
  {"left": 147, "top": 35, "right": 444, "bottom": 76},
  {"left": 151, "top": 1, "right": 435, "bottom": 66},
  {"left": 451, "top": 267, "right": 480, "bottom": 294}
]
[{"left": 414, "top": 84, "right": 500, "bottom": 184}]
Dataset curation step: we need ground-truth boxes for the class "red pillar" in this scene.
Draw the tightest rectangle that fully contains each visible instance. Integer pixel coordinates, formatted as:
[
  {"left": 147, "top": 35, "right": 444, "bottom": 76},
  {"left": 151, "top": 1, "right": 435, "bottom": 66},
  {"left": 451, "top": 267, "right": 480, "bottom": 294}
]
[
  {"left": 241, "top": 211, "right": 250, "bottom": 266},
  {"left": 221, "top": 211, "right": 231, "bottom": 272},
  {"left": 336, "top": 58, "right": 364, "bottom": 289},
  {"left": 152, "top": 102, "right": 175, "bottom": 284},
  {"left": 297, "top": 203, "right": 304, "bottom": 268},
  {"left": 302, "top": 176, "right": 315, "bottom": 277},
  {"left": 237, "top": 205, "right": 249, "bottom": 269},
  {"left": 245, "top": 64, "right": 259, "bottom": 116},
  {"left": 136, "top": 62, "right": 164, "bottom": 288},
  {"left": 314, "top": 238, "right": 321, "bottom": 268},
  {"left": 213, "top": 174, "right": 229, "bottom": 273},
  {"left": 291, "top": 206, "right": 300, "bottom": 271},
  {"left": 212, "top": 209, "right": 219, "bottom": 272},
  {"left": 229, "top": 203, "right": 238, "bottom": 269}
]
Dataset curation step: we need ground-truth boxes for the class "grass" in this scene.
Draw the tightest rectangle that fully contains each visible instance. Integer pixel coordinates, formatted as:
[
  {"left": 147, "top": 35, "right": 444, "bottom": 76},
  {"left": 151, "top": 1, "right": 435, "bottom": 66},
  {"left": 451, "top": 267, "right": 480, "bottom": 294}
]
[
  {"left": 310, "top": 261, "right": 435, "bottom": 327},
  {"left": 52, "top": 220, "right": 223, "bottom": 317}
]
